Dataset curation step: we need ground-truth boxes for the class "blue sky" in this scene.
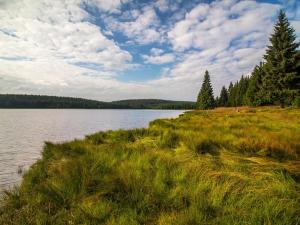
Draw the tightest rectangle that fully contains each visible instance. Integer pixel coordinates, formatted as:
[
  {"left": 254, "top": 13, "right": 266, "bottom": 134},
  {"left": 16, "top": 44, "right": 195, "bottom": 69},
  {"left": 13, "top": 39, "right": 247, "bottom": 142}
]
[{"left": 0, "top": 0, "right": 299, "bottom": 101}]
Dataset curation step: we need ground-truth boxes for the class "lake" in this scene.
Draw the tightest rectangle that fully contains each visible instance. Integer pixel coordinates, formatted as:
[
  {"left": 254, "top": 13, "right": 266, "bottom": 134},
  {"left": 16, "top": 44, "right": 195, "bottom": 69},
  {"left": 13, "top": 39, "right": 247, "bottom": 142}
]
[{"left": 0, "top": 109, "right": 185, "bottom": 190}]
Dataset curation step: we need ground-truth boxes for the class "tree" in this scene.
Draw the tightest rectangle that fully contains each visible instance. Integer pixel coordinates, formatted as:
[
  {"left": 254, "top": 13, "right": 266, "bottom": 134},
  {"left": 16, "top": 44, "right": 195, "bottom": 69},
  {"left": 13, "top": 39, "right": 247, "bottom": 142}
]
[
  {"left": 197, "top": 70, "right": 215, "bottom": 109},
  {"left": 246, "top": 62, "right": 270, "bottom": 106},
  {"left": 218, "top": 86, "right": 228, "bottom": 107},
  {"left": 235, "top": 75, "right": 250, "bottom": 106},
  {"left": 263, "top": 10, "right": 300, "bottom": 107},
  {"left": 228, "top": 82, "right": 234, "bottom": 106}
]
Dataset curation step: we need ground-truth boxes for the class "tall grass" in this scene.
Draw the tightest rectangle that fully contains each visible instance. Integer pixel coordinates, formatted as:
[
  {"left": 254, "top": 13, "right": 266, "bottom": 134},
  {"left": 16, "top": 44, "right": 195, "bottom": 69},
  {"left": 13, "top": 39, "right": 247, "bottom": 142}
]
[{"left": 0, "top": 107, "right": 299, "bottom": 224}]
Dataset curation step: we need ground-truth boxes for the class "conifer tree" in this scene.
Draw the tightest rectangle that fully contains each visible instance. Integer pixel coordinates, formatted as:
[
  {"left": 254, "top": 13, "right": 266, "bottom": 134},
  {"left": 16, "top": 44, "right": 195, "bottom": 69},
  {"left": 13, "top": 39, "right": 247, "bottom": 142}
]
[
  {"left": 197, "top": 70, "right": 215, "bottom": 109},
  {"left": 263, "top": 10, "right": 300, "bottom": 107},
  {"left": 230, "top": 81, "right": 239, "bottom": 107},
  {"left": 215, "top": 96, "right": 220, "bottom": 107},
  {"left": 246, "top": 62, "right": 268, "bottom": 106},
  {"left": 235, "top": 75, "right": 250, "bottom": 106},
  {"left": 228, "top": 82, "right": 234, "bottom": 106},
  {"left": 218, "top": 86, "right": 228, "bottom": 107}
]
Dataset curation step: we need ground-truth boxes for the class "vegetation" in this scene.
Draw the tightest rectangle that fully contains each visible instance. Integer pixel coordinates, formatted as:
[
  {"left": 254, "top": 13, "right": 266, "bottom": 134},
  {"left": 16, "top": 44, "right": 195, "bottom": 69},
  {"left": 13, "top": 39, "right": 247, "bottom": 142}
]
[
  {"left": 217, "top": 86, "right": 228, "bottom": 107},
  {"left": 263, "top": 10, "right": 300, "bottom": 107},
  {"left": 0, "top": 94, "right": 195, "bottom": 109},
  {"left": 0, "top": 94, "right": 120, "bottom": 109},
  {"left": 197, "top": 71, "right": 215, "bottom": 109},
  {"left": 200, "top": 10, "right": 300, "bottom": 109},
  {"left": 110, "top": 99, "right": 196, "bottom": 109},
  {"left": 1, "top": 107, "right": 300, "bottom": 225},
  {"left": 245, "top": 62, "right": 267, "bottom": 106},
  {"left": 1, "top": 9, "right": 299, "bottom": 225}
]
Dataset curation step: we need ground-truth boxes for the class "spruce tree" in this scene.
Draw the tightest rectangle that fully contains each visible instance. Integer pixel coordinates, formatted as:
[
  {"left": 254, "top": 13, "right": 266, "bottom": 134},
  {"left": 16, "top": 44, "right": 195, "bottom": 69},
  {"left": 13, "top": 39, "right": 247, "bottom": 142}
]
[
  {"left": 215, "top": 96, "right": 220, "bottom": 107},
  {"left": 197, "top": 70, "right": 215, "bottom": 109},
  {"left": 230, "top": 81, "right": 239, "bottom": 107},
  {"left": 228, "top": 82, "right": 234, "bottom": 106},
  {"left": 263, "top": 10, "right": 300, "bottom": 107},
  {"left": 218, "top": 86, "right": 228, "bottom": 107},
  {"left": 246, "top": 62, "right": 270, "bottom": 106},
  {"left": 235, "top": 75, "right": 250, "bottom": 106}
]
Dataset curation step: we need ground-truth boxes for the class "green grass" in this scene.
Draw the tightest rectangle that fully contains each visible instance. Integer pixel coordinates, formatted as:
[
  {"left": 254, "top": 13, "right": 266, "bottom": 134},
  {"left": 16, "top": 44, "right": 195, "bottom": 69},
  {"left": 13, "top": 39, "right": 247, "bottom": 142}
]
[{"left": 1, "top": 107, "right": 300, "bottom": 225}]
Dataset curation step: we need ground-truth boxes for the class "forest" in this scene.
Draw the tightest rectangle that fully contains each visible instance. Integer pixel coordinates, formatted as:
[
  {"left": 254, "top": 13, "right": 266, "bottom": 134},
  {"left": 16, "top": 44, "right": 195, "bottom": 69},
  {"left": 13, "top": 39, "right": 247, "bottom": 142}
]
[
  {"left": 0, "top": 94, "right": 196, "bottom": 109},
  {"left": 197, "top": 10, "right": 300, "bottom": 109}
]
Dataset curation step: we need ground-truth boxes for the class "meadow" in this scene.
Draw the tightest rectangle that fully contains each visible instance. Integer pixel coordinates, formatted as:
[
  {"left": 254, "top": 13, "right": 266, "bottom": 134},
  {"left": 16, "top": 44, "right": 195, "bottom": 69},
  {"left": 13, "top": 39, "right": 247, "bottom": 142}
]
[{"left": 0, "top": 107, "right": 299, "bottom": 225}]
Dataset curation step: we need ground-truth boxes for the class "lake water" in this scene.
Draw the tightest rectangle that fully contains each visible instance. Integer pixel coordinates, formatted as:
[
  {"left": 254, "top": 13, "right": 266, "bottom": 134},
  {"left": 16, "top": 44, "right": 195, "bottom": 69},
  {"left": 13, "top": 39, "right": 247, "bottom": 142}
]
[{"left": 0, "top": 109, "right": 185, "bottom": 190}]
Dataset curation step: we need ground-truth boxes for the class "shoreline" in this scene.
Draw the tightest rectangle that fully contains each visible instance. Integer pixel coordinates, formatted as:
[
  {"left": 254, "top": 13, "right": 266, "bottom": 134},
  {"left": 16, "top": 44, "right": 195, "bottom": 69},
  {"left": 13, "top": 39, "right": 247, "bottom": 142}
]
[
  {"left": 0, "top": 109, "right": 186, "bottom": 191},
  {"left": 1, "top": 107, "right": 299, "bottom": 224}
]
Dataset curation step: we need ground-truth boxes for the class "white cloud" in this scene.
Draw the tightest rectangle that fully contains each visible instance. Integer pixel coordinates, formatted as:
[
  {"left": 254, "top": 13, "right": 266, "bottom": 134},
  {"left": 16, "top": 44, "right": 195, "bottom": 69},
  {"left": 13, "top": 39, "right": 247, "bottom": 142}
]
[
  {"left": 154, "top": 0, "right": 169, "bottom": 12},
  {"left": 105, "top": 5, "right": 163, "bottom": 44},
  {"left": 86, "top": 0, "right": 128, "bottom": 13},
  {"left": 165, "top": 0, "right": 284, "bottom": 96},
  {"left": 143, "top": 47, "right": 175, "bottom": 65},
  {"left": 143, "top": 53, "right": 175, "bottom": 65},
  {"left": 150, "top": 48, "right": 164, "bottom": 56},
  {"left": 154, "top": 0, "right": 178, "bottom": 13},
  {"left": 0, "top": 0, "right": 134, "bottom": 97},
  {"left": 0, "top": 0, "right": 299, "bottom": 101},
  {"left": 168, "top": 1, "right": 279, "bottom": 51}
]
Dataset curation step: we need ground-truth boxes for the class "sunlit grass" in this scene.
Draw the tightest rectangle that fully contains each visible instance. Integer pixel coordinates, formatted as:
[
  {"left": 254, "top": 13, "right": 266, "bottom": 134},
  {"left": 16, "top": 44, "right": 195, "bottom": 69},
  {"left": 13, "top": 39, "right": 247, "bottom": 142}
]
[{"left": 1, "top": 107, "right": 299, "bottom": 224}]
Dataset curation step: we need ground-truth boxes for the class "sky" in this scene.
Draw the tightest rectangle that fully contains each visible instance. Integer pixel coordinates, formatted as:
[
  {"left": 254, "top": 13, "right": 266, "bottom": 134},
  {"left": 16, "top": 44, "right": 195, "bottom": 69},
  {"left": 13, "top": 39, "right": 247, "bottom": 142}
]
[{"left": 0, "top": 0, "right": 299, "bottom": 101}]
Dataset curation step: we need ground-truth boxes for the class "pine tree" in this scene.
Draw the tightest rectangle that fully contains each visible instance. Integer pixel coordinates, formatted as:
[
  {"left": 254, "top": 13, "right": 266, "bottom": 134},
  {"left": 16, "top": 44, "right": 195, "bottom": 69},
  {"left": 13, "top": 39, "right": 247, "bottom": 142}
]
[
  {"left": 246, "top": 62, "right": 270, "bottom": 106},
  {"left": 215, "top": 96, "right": 220, "bottom": 107},
  {"left": 228, "top": 82, "right": 234, "bottom": 107},
  {"left": 197, "top": 70, "right": 215, "bottom": 109},
  {"left": 218, "top": 86, "right": 228, "bottom": 107},
  {"left": 263, "top": 10, "right": 300, "bottom": 107},
  {"left": 235, "top": 75, "right": 249, "bottom": 106},
  {"left": 230, "top": 81, "right": 239, "bottom": 107}
]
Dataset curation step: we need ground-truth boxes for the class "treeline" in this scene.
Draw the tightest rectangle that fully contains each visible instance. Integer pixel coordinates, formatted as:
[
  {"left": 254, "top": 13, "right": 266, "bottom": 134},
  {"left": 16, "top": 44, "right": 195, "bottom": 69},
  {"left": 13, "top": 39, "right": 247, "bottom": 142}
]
[
  {"left": 0, "top": 94, "right": 122, "bottom": 109},
  {"left": 197, "top": 10, "right": 300, "bottom": 109},
  {"left": 112, "top": 99, "right": 196, "bottom": 109},
  {"left": 0, "top": 94, "right": 196, "bottom": 109}
]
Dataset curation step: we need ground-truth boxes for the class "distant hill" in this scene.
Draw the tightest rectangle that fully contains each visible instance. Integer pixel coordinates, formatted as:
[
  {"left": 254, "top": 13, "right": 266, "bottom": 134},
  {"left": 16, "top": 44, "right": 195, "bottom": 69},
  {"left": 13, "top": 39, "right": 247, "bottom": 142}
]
[
  {"left": 112, "top": 99, "right": 196, "bottom": 109},
  {"left": 0, "top": 94, "right": 196, "bottom": 109}
]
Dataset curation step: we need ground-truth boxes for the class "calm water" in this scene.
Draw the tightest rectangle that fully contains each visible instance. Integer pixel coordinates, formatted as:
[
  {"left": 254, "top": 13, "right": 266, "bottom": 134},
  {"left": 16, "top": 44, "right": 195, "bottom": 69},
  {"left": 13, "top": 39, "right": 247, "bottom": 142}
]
[{"left": 0, "top": 109, "right": 184, "bottom": 190}]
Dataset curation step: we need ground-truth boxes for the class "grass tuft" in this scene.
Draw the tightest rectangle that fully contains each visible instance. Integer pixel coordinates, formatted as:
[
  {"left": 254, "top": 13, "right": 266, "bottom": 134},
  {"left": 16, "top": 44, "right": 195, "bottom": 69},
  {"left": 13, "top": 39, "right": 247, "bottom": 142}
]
[{"left": 1, "top": 107, "right": 300, "bottom": 224}]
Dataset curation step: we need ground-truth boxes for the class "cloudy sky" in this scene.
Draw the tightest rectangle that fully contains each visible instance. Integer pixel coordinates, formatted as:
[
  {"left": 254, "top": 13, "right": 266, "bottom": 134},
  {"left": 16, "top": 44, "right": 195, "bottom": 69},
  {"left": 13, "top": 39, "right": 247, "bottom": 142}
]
[{"left": 0, "top": 0, "right": 299, "bottom": 101}]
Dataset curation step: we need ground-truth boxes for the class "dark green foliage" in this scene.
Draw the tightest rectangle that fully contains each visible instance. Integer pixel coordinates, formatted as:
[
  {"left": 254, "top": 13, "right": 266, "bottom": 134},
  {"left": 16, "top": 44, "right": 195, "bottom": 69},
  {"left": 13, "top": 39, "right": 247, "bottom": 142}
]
[
  {"left": 227, "top": 82, "right": 234, "bottom": 106},
  {"left": 237, "top": 76, "right": 250, "bottom": 105},
  {"left": 197, "top": 71, "right": 215, "bottom": 109},
  {"left": 226, "top": 76, "right": 250, "bottom": 107},
  {"left": 0, "top": 94, "right": 118, "bottom": 109},
  {"left": 246, "top": 63, "right": 269, "bottom": 106},
  {"left": 217, "top": 10, "right": 299, "bottom": 108},
  {"left": 263, "top": 10, "right": 300, "bottom": 107},
  {"left": 0, "top": 94, "right": 196, "bottom": 109},
  {"left": 218, "top": 86, "right": 228, "bottom": 107},
  {"left": 111, "top": 99, "right": 196, "bottom": 109}
]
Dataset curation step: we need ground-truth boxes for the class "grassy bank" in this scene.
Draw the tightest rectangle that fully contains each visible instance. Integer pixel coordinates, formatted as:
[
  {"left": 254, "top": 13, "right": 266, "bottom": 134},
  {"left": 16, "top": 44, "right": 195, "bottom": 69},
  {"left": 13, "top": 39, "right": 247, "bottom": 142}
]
[{"left": 1, "top": 107, "right": 300, "bottom": 225}]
